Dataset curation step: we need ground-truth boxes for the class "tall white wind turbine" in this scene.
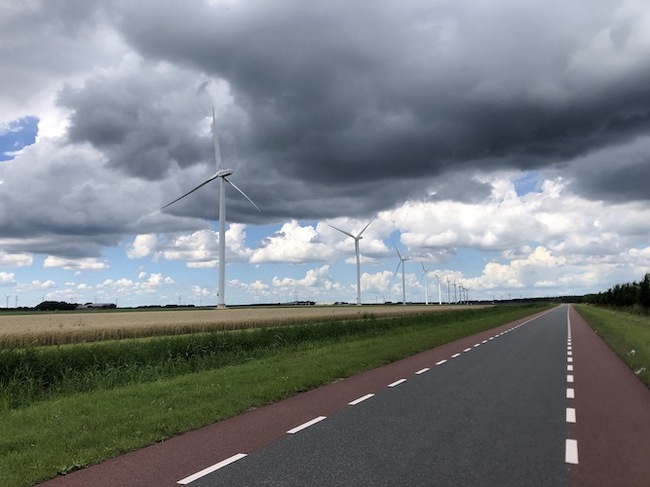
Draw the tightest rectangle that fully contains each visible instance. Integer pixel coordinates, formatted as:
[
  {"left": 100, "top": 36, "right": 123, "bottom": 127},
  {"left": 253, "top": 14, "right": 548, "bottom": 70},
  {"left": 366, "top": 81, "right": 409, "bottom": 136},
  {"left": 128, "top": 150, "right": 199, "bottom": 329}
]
[
  {"left": 162, "top": 107, "right": 260, "bottom": 309},
  {"left": 393, "top": 243, "right": 411, "bottom": 305},
  {"left": 329, "top": 218, "right": 374, "bottom": 305}
]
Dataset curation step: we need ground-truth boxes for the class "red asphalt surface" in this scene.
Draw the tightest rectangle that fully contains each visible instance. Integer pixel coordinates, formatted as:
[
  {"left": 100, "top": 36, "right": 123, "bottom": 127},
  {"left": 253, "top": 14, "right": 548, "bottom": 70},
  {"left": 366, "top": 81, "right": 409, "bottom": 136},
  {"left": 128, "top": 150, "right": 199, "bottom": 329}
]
[
  {"left": 568, "top": 307, "right": 650, "bottom": 487},
  {"left": 38, "top": 307, "right": 649, "bottom": 487}
]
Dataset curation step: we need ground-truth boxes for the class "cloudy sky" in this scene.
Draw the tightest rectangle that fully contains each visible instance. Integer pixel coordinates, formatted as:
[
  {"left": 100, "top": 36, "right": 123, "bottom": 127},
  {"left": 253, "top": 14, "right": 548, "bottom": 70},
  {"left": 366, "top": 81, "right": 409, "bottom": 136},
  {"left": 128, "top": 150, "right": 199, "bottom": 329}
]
[{"left": 2, "top": 0, "right": 650, "bottom": 307}]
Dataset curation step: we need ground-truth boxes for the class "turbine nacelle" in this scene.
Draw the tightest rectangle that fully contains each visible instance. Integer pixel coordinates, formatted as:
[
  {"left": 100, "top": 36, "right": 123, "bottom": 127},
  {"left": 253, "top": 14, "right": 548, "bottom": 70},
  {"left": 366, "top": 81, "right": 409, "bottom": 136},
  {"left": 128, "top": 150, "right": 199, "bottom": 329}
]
[{"left": 216, "top": 168, "right": 234, "bottom": 178}]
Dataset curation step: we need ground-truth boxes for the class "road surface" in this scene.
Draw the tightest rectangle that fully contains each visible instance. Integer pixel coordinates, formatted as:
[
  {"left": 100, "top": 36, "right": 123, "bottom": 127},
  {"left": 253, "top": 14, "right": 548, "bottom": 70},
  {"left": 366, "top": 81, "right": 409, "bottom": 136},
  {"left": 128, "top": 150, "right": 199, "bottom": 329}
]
[{"left": 41, "top": 305, "right": 650, "bottom": 486}]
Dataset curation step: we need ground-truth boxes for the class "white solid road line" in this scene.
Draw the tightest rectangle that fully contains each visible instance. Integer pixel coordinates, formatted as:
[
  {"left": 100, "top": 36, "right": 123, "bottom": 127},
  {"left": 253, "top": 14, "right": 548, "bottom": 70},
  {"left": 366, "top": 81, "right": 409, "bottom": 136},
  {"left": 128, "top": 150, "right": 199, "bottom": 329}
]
[
  {"left": 388, "top": 378, "right": 407, "bottom": 388},
  {"left": 349, "top": 393, "right": 375, "bottom": 406},
  {"left": 177, "top": 453, "right": 247, "bottom": 485},
  {"left": 287, "top": 416, "right": 327, "bottom": 434},
  {"left": 415, "top": 367, "right": 430, "bottom": 375},
  {"left": 566, "top": 439, "right": 579, "bottom": 464}
]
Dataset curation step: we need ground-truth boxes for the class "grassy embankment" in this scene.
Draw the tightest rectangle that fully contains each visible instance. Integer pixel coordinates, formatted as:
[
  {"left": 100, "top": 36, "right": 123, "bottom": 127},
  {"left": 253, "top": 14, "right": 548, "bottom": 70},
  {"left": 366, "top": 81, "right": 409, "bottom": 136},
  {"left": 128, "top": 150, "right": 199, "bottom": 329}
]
[
  {"left": 1, "top": 304, "right": 549, "bottom": 487},
  {"left": 574, "top": 304, "right": 650, "bottom": 387}
]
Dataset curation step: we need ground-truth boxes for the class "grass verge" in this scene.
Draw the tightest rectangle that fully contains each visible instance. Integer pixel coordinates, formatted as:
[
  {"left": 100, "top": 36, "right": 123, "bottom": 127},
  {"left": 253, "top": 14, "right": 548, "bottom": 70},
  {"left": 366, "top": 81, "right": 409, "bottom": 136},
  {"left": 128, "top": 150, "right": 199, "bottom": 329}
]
[
  {"left": 574, "top": 304, "right": 649, "bottom": 387},
  {"left": 1, "top": 305, "right": 548, "bottom": 487}
]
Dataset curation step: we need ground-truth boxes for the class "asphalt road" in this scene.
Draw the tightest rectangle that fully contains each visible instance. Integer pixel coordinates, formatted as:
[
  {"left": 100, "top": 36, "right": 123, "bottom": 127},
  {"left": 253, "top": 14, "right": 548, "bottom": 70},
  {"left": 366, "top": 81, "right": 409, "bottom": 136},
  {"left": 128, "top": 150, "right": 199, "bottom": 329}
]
[{"left": 187, "top": 305, "right": 571, "bottom": 486}]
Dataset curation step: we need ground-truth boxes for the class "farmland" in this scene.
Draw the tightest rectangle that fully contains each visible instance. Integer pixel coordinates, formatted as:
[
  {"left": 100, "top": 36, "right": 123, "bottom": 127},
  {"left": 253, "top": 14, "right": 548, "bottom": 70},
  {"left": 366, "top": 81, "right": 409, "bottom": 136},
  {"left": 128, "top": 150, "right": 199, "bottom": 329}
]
[{"left": 0, "top": 304, "right": 476, "bottom": 347}]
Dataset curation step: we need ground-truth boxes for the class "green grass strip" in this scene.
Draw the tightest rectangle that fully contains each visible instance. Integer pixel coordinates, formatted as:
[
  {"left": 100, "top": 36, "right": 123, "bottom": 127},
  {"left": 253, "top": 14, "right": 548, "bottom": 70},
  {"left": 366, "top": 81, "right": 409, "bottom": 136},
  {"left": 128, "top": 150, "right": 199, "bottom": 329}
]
[
  {"left": 573, "top": 304, "right": 649, "bottom": 387},
  {"left": 1, "top": 305, "right": 548, "bottom": 487}
]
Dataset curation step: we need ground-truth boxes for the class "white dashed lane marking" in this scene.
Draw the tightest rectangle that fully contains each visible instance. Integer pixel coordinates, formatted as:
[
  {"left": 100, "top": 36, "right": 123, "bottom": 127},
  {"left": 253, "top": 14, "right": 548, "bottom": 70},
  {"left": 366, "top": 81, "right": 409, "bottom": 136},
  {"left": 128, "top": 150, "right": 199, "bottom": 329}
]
[
  {"left": 388, "top": 379, "right": 407, "bottom": 388},
  {"left": 177, "top": 453, "right": 247, "bottom": 485},
  {"left": 415, "top": 368, "right": 430, "bottom": 375},
  {"left": 566, "top": 439, "right": 579, "bottom": 464},
  {"left": 566, "top": 408, "right": 576, "bottom": 423},
  {"left": 287, "top": 416, "right": 327, "bottom": 434},
  {"left": 349, "top": 394, "right": 374, "bottom": 406},
  {"left": 565, "top": 306, "right": 579, "bottom": 465}
]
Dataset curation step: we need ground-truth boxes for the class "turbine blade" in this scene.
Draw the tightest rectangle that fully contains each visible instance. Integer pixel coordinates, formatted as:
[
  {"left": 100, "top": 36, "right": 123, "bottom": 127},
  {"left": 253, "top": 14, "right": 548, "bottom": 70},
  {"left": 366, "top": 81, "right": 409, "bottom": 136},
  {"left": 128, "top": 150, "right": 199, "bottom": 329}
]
[
  {"left": 328, "top": 224, "right": 355, "bottom": 239},
  {"left": 161, "top": 174, "right": 218, "bottom": 209},
  {"left": 356, "top": 217, "right": 375, "bottom": 238},
  {"left": 392, "top": 241, "right": 402, "bottom": 259},
  {"left": 393, "top": 261, "right": 402, "bottom": 280},
  {"left": 224, "top": 177, "right": 261, "bottom": 211},
  {"left": 212, "top": 105, "right": 222, "bottom": 171}
]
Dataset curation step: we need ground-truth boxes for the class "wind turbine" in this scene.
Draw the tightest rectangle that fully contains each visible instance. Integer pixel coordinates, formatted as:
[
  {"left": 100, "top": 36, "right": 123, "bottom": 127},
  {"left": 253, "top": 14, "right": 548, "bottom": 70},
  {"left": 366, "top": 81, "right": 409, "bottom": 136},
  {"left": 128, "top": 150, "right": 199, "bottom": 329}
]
[
  {"left": 329, "top": 218, "right": 374, "bottom": 305},
  {"left": 420, "top": 261, "right": 431, "bottom": 305},
  {"left": 393, "top": 243, "right": 411, "bottom": 305},
  {"left": 162, "top": 107, "right": 260, "bottom": 309},
  {"left": 433, "top": 273, "right": 443, "bottom": 305}
]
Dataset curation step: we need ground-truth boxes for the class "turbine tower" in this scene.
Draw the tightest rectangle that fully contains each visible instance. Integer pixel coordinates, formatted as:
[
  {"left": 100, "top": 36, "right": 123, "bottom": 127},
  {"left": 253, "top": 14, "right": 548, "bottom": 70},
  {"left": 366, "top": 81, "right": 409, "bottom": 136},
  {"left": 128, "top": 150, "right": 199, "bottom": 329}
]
[
  {"left": 162, "top": 107, "right": 260, "bottom": 308},
  {"left": 420, "top": 261, "right": 429, "bottom": 305},
  {"left": 433, "top": 273, "right": 443, "bottom": 305},
  {"left": 329, "top": 218, "right": 374, "bottom": 305},
  {"left": 393, "top": 243, "right": 411, "bottom": 305}
]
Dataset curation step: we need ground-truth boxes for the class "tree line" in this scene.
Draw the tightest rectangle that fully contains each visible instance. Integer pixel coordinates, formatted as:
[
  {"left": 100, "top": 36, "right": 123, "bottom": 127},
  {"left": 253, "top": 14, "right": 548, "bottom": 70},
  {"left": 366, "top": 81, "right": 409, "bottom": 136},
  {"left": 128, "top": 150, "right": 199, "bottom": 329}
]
[{"left": 583, "top": 273, "right": 650, "bottom": 309}]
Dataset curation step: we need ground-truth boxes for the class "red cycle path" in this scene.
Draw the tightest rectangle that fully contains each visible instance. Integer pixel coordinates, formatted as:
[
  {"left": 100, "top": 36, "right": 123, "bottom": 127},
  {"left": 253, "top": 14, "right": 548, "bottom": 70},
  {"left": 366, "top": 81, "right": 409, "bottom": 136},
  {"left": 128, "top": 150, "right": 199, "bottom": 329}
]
[{"left": 568, "top": 306, "right": 650, "bottom": 486}]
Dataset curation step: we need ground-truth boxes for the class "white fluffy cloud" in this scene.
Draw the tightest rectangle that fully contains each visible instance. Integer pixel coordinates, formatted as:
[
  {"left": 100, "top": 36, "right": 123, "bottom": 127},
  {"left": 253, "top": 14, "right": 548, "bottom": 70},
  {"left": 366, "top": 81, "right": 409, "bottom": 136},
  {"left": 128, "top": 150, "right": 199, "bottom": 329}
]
[
  {"left": 43, "top": 256, "right": 109, "bottom": 271},
  {"left": 152, "top": 223, "right": 252, "bottom": 268},
  {"left": 126, "top": 234, "right": 158, "bottom": 259},
  {"left": 0, "top": 250, "right": 32, "bottom": 267},
  {"left": 271, "top": 265, "right": 338, "bottom": 290},
  {"left": 251, "top": 221, "right": 334, "bottom": 264}
]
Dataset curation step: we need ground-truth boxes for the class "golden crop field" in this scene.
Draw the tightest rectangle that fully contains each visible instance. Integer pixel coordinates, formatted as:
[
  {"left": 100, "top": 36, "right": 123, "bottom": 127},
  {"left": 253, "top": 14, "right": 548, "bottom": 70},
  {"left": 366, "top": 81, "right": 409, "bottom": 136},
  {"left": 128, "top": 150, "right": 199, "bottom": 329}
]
[{"left": 0, "top": 305, "right": 476, "bottom": 347}]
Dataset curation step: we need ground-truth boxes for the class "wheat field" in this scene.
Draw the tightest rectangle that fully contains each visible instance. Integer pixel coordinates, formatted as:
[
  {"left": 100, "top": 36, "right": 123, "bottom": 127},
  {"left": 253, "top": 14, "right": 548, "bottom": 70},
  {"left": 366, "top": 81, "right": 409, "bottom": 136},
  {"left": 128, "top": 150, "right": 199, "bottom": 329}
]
[{"left": 0, "top": 305, "right": 473, "bottom": 346}]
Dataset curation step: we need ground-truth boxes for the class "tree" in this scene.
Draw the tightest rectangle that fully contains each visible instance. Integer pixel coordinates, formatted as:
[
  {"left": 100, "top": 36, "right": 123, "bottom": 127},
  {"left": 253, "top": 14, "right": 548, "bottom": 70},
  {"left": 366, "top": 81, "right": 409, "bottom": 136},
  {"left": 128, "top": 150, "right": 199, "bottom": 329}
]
[{"left": 639, "top": 273, "right": 650, "bottom": 308}]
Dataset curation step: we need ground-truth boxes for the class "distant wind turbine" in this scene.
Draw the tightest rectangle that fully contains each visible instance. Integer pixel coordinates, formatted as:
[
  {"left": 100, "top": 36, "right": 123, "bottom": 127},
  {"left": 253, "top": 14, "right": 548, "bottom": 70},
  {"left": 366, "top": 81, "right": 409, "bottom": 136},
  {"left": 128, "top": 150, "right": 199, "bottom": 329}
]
[
  {"left": 421, "top": 263, "right": 443, "bottom": 306},
  {"left": 162, "top": 106, "right": 260, "bottom": 308},
  {"left": 420, "top": 260, "right": 430, "bottom": 305},
  {"left": 393, "top": 242, "right": 411, "bottom": 305},
  {"left": 432, "top": 273, "right": 442, "bottom": 305},
  {"left": 329, "top": 218, "right": 374, "bottom": 305}
]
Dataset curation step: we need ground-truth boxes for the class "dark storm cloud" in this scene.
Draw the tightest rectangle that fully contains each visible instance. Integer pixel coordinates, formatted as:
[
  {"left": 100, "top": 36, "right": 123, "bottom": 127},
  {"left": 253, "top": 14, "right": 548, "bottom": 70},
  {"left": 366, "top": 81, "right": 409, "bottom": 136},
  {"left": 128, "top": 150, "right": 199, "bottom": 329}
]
[
  {"left": 58, "top": 66, "right": 212, "bottom": 180},
  {"left": 563, "top": 136, "right": 650, "bottom": 203},
  {"left": 9, "top": 0, "right": 648, "bottom": 237},
  {"left": 97, "top": 0, "right": 650, "bottom": 215}
]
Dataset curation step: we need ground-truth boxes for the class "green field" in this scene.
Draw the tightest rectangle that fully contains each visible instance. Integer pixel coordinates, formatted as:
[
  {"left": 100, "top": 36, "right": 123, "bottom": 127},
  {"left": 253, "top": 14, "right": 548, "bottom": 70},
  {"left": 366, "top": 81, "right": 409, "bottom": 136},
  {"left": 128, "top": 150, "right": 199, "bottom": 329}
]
[{"left": 574, "top": 304, "right": 650, "bottom": 387}]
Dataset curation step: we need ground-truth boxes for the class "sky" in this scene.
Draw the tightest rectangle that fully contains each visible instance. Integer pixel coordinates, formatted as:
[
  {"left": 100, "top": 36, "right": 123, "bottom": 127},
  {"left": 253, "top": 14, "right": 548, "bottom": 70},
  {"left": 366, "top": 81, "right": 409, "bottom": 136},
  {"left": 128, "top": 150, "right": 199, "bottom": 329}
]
[{"left": 1, "top": 0, "right": 650, "bottom": 308}]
